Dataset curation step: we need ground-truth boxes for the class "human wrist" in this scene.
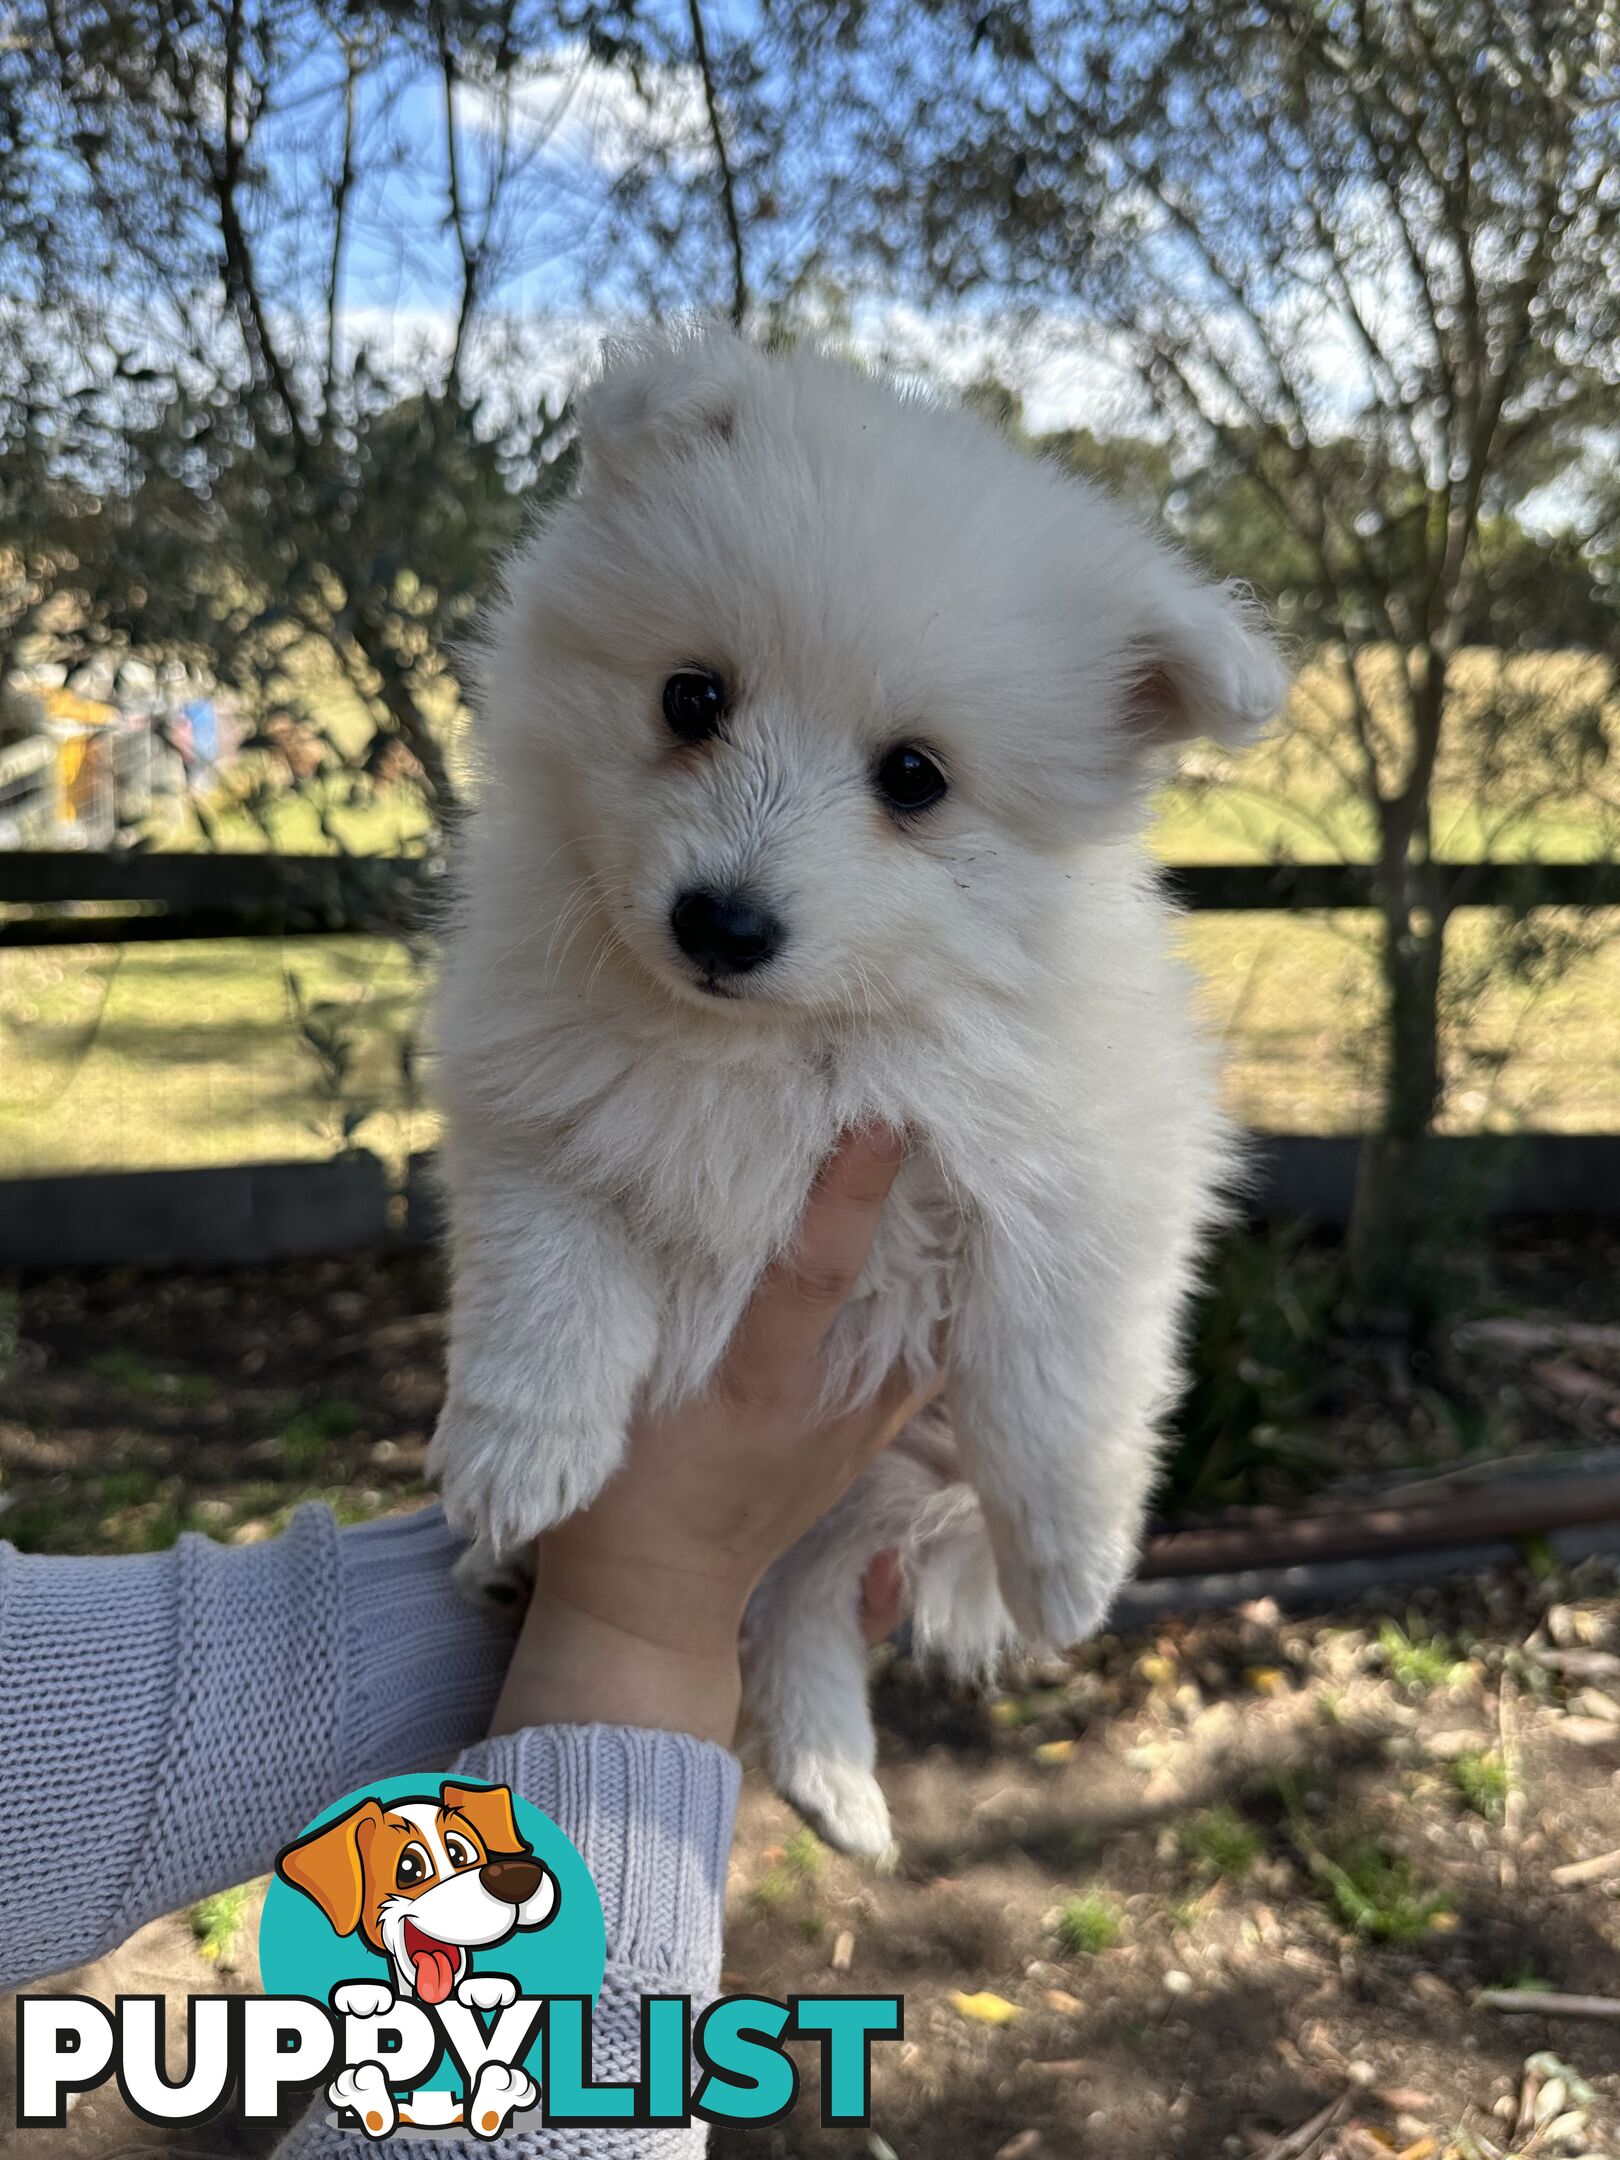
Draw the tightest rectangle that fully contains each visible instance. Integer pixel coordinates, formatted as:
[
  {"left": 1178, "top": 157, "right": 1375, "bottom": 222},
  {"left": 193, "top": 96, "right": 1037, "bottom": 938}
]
[
  {"left": 537, "top": 1530, "right": 755, "bottom": 1656},
  {"left": 490, "top": 1573, "right": 745, "bottom": 1749}
]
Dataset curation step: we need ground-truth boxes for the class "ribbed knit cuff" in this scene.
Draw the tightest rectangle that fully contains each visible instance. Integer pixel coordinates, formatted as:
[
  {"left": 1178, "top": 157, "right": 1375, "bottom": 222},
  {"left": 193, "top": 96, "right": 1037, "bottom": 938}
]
[
  {"left": 335, "top": 1504, "right": 511, "bottom": 1786},
  {"left": 449, "top": 1725, "right": 741, "bottom": 1991},
  {"left": 119, "top": 1505, "right": 347, "bottom": 1941},
  {"left": 0, "top": 1540, "right": 180, "bottom": 1986}
]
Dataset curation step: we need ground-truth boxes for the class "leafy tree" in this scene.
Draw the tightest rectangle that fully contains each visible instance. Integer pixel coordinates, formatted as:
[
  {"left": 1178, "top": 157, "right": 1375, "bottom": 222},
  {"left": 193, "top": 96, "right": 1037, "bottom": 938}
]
[
  {"left": 0, "top": 1, "right": 667, "bottom": 827},
  {"left": 771, "top": 0, "right": 1620, "bottom": 1315}
]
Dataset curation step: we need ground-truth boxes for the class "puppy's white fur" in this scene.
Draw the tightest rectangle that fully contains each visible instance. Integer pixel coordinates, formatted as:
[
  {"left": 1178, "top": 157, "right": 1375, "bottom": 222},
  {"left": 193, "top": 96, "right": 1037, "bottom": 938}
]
[{"left": 430, "top": 325, "right": 1284, "bottom": 1855}]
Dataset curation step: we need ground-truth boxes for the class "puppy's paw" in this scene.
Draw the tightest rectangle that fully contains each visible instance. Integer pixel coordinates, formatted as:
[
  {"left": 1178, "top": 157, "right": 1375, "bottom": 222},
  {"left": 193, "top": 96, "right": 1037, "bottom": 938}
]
[
  {"left": 331, "top": 1980, "right": 395, "bottom": 2021},
  {"left": 456, "top": 1972, "right": 519, "bottom": 2012},
  {"left": 999, "top": 1553, "right": 1115, "bottom": 1651},
  {"left": 430, "top": 1396, "right": 623, "bottom": 1547},
  {"left": 775, "top": 1752, "right": 895, "bottom": 1863},
  {"left": 466, "top": 2061, "right": 537, "bottom": 2139},
  {"left": 452, "top": 1535, "right": 534, "bottom": 1621},
  {"left": 328, "top": 2062, "right": 396, "bottom": 2139}
]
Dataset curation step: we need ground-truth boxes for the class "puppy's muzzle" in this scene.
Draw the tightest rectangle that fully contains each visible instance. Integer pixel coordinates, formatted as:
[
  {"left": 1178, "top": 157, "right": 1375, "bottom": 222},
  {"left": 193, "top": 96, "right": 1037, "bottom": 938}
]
[
  {"left": 670, "top": 887, "right": 785, "bottom": 977},
  {"left": 480, "top": 1855, "right": 545, "bottom": 1906}
]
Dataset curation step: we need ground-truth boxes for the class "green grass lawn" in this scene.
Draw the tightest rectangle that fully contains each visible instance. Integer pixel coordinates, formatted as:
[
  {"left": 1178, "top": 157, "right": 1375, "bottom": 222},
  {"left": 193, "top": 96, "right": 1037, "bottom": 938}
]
[{"left": 0, "top": 935, "right": 436, "bottom": 1176}]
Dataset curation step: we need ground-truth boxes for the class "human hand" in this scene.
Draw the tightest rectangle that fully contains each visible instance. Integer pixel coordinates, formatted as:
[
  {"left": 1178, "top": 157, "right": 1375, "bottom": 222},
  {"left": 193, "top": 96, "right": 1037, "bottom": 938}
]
[{"left": 489, "top": 1127, "right": 930, "bottom": 1747}]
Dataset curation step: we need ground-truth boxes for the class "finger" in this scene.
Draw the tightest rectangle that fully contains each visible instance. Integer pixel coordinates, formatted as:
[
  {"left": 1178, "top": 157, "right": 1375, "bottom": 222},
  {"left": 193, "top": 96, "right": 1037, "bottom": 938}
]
[
  {"left": 724, "top": 1125, "right": 907, "bottom": 1388},
  {"left": 853, "top": 1362, "right": 943, "bottom": 1468},
  {"left": 860, "top": 1550, "right": 905, "bottom": 1645}
]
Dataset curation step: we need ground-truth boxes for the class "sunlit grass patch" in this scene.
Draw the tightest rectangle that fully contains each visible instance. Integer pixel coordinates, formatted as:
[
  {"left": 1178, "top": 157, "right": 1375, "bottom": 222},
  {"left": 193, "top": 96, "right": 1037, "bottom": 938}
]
[
  {"left": 1307, "top": 1840, "right": 1450, "bottom": 1944},
  {"left": 1177, "top": 1806, "right": 1263, "bottom": 1883},
  {"left": 1376, "top": 1619, "right": 1472, "bottom": 1696},
  {"left": 750, "top": 1827, "right": 827, "bottom": 1919},
  {"left": 1450, "top": 1749, "right": 1510, "bottom": 1821},
  {"left": 1053, "top": 1891, "right": 1125, "bottom": 1956},
  {"left": 189, "top": 1881, "right": 261, "bottom": 1964}
]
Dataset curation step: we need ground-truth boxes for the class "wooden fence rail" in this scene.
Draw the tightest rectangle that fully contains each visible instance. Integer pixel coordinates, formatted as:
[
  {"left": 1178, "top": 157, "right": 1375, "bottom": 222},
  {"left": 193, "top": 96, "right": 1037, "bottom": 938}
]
[{"left": 3, "top": 849, "right": 1619, "bottom": 946}]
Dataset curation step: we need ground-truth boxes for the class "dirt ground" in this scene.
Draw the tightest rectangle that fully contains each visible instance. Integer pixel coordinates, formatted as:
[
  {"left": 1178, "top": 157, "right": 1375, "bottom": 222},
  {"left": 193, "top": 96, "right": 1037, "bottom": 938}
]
[
  {"left": 4, "top": 1565, "right": 1619, "bottom": 2160},
  {"left": 3, "top": 1234, "right": 1620, "bottom": 2159},
  {"left": 4, "top": 1224, "right": 1619, "bottom": 1559},
  {"left": 716, "top": 1571, "right": 1620, "bottom": 2160}
]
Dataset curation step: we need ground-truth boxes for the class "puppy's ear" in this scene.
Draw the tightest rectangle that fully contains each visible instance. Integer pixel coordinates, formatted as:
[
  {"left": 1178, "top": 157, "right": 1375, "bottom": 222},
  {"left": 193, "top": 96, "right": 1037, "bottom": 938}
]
[
  {"left": 576, "top": 324, "right": 758, "bottom": 483},
  {"left": 275, "top": 1798, "right": 382, "bottom": 1937},
  {"left": 1118, "top": 559, "right": 1285, "bottom": 753},
  {"left": 441, "top": 1780, "right": 526, "bottom": 1857}
]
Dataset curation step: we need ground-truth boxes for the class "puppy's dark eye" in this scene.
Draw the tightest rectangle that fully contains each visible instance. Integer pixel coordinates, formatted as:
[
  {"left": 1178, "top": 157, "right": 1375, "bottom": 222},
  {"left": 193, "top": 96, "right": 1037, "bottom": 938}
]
[
  {"left": 662, "top": 668, "right": 727, "bottom": 744},
  {"left": 873, "top": 743, "right": 948, "bottom": 816},
  {"left": 396, "top": 1843, "right": 433, "bottom": 1889}
]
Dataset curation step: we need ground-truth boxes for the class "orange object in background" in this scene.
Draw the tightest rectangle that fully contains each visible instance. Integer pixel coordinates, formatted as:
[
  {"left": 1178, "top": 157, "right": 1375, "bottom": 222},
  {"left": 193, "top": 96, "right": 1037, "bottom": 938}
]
[{"left": 39, "top": 687, "right": 118, "bottom": 831}]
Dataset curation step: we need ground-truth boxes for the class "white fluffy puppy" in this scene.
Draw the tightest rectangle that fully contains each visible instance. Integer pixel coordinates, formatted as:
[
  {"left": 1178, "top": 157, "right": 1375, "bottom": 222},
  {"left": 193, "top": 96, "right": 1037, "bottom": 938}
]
[{"left": 429, "top": 324, "right": 1283, "bottom": 1855}]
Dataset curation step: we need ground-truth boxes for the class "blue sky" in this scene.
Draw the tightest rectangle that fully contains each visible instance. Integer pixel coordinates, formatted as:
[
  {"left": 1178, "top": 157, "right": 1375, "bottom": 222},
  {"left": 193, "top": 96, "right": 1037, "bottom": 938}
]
[
  {"left": 254, "top": 1, "right": 753, "bottom": 339},
  {"left": 233, "top": 4, "right": 1159, "bottom": 444}
]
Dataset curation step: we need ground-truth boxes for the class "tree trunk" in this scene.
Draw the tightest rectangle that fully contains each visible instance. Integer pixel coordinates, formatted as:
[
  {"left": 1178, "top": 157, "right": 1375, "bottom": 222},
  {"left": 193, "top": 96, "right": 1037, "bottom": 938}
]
[
  {"left": 1348, "top": 819, "right": 1448, "bottom": 1326},
  {"left": 349, "top": 614, "right": 460, "bottom": 831}
]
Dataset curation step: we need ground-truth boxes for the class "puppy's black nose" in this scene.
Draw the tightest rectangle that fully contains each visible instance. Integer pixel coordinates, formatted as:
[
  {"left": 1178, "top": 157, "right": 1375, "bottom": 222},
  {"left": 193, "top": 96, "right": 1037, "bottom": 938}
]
[
  {"left": 481, "top": 1856, "right": 544, "bottom": 1906},
  {"left": 670, "top": 888, "right": 784, "bottom": 976}
]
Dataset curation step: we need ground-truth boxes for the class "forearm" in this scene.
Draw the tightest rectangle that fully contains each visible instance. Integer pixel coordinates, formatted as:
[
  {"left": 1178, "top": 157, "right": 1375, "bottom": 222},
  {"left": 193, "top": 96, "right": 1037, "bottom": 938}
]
[
  {"left": 274, "top": 1723, "right": 740, "bottom": 2160},
  {"left": 0, "top": 1504, "right": 509, "bottom": 1988}
]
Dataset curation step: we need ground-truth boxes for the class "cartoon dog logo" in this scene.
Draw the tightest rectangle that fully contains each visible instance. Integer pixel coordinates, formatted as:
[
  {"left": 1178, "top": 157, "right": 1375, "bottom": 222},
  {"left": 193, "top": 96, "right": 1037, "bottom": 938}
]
[{"left": 276, "top": 1780, "right": 559, "bottom": 2137}]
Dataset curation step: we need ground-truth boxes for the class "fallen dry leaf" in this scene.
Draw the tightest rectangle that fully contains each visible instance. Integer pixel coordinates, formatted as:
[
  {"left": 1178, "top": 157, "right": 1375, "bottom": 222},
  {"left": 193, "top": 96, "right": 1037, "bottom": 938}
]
[{"left": 949, "top": 1989, "right": 1023, "bottom": 2026}]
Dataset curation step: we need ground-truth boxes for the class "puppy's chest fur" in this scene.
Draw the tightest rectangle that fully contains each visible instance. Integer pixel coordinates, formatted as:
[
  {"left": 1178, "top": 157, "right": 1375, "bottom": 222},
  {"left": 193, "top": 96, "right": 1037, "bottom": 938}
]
[{"left": 546, "top": 1022, "right": 970, "bottom": 1409}]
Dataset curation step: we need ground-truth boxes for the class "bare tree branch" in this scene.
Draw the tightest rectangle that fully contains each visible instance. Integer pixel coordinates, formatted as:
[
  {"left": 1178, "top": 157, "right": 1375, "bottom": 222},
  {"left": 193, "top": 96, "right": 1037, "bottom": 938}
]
[
  {"left": 686, "top": 0, "right": 748, "bottom": 327},
  {"left": 324, "top": 37, "right": 359, "bottom": 405}
]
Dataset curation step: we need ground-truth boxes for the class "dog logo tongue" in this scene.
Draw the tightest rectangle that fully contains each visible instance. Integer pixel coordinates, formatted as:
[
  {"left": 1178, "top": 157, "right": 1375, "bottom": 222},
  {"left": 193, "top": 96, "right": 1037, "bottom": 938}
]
[{"left": 403, "top": 1920, "right": 459, "bottom": 2005}]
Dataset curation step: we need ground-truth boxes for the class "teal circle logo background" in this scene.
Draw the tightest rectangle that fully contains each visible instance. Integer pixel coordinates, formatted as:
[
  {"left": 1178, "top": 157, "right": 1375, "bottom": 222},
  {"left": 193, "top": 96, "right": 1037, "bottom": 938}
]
[{"left": 259, "top": 1775, "right": 606, "bottom": 2091}]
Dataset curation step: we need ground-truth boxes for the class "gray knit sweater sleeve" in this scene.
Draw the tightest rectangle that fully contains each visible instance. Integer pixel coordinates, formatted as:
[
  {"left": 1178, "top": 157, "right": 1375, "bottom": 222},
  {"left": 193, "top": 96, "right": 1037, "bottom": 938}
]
[
  {"left": 0, "top": 1506, "right": 742, "bottom": 2159},
  {"left": 0, "top": 1504, "right": 512, "bottom": 1985}
]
